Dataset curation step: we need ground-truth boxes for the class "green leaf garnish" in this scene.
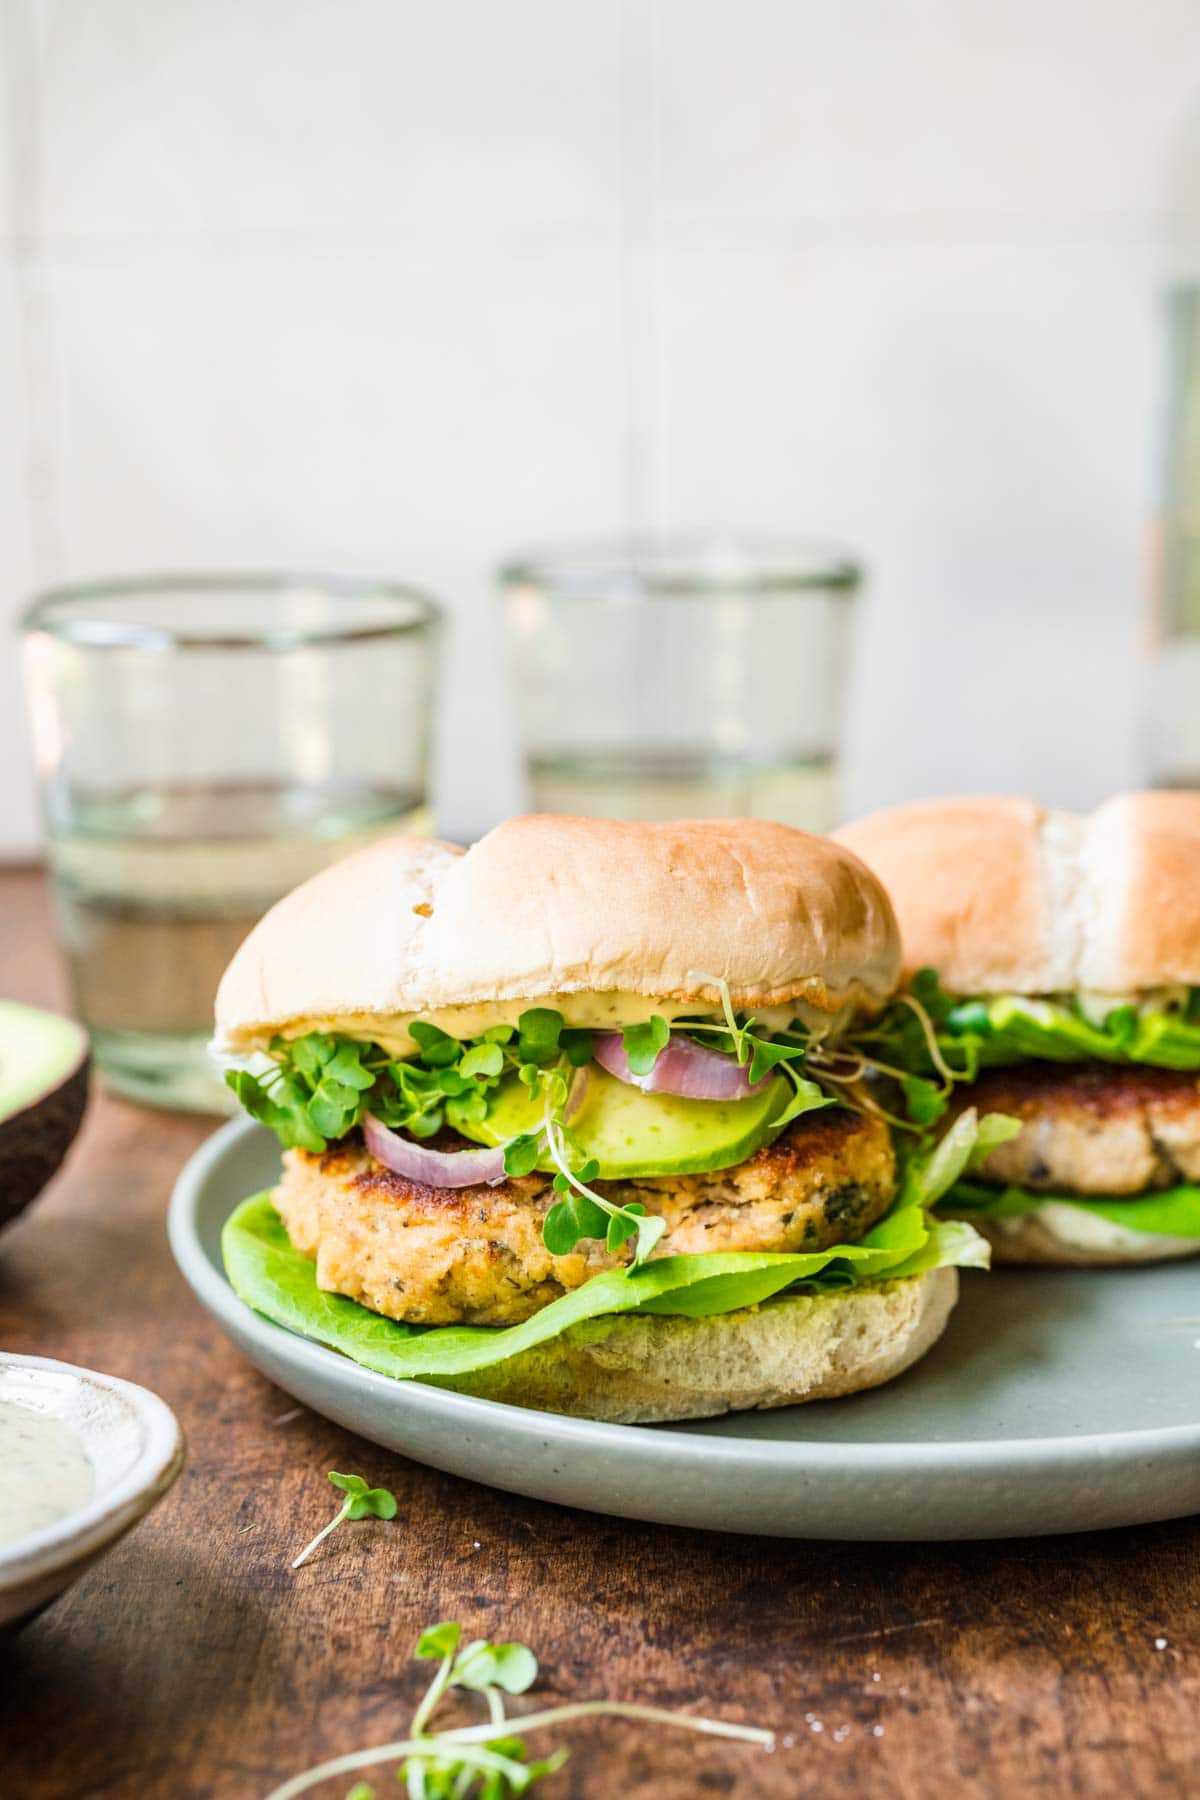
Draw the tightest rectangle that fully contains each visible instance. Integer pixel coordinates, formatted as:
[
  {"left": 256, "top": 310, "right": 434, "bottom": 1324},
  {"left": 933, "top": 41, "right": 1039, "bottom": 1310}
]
[
  {"left": 460, "top": 1043, "right": 505, "bottom": 1081},
  {"left": 323, "top": 1041, "right": 377, "bottom": 1089},
  {"left": 516, "top": 1008, "right": 564, "bottom": 1066},
  {"left": 228, "top": 1017, "right": 526, "bottom": 1155},
  {"left": 744, "top": 1034, "right": 807, "bottom": 1085},
  {"left": 328, "top": 1471, "right": 399, "bottom": 1518},
  {"left": 290, "top": 1470, "right": 398, "bottom": 1569},
  {"left": 452, "top": 1641, "right": 539, "bottom": 1697},
  {"left": 408, "top": 1021, "right": 460, "bottom": 1067},
  {"left": 901, "top": 1074, "right": 948, "bottom": 1128},
  {"left": 416, "top": 1620, "right": 462, "bottom": 1661},
  {"left": 768, "top": 1073, "right": 835, "bottom": 1131},
  {"left": 501, "top": 1132, "right": 542, "bottom": 1179},
  {"left": 225, "top": 1067, "right": 327, "bottom": 1153},
  {"left": 967, "top": 1111, "right": 1023, "bottom": 1169},
  {"left": 543, "top": 1191, "right": 609, "bottom": 1255},
  {"left": 899, "top": 1108, "right": 1020, "bottom": 1211},
  {"left": 560, "top": 1028, "right": 596, "bottom": 1067},
  {"left": 622, "top": 1014, "right": 670, "bottom": 1076},
  {"left": 262, "top": 1615, "right": 774, "bottom": 1800}
]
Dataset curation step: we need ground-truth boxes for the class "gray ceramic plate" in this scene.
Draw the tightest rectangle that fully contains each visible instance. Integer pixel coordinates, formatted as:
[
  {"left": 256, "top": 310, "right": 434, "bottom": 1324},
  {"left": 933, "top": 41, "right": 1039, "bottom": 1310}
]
[{"left": 169, "top": 1118, "right": 1200, "bottom": 1541}]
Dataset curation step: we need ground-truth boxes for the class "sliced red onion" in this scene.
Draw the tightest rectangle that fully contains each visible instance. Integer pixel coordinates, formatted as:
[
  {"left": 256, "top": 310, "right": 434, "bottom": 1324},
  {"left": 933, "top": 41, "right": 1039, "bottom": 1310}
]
[
  {"left": 363, "top": 1113, "right": 509, "bottom": 1187},
  {"left": 564, "top": 1063, "right": 591, "bottom": 1123},
  {"left": 593, "top": 1032, "right": 770, "bottom": 1101}
]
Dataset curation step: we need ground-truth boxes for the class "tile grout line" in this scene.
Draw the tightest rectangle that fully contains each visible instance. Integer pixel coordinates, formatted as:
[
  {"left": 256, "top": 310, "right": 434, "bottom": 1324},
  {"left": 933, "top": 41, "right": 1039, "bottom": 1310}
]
[{"left": 1, "top": 0, "right": 65, "bottom": 588}]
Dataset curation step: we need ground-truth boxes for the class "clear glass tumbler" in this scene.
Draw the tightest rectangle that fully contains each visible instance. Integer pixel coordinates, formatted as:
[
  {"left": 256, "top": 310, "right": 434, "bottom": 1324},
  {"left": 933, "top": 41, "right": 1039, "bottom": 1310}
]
[
  {"left": 20, "top": 573, "right": 441, "bottom": 1113},
  {"left": 1145, "top": 287, "right": 1200, "bottom": 787},
  {"left": 500, "top": 535, "right": 860, "bottom": 827}
]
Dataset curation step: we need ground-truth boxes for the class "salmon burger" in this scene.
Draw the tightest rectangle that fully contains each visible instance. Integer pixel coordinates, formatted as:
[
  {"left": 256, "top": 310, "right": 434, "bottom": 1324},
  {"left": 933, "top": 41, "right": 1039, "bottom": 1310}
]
[
  {"left": 213, "top": 815, "right": 989, "bottom": 1421},
  {"left": 837, "top": 793, "right": 1200, "bottom": 1267}
]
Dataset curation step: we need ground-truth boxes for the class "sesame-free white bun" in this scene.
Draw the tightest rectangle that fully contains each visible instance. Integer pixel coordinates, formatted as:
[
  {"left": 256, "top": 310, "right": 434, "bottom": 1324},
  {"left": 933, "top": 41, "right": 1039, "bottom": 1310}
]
[
  {"left": 427, "top": 1268, "right": 957, "bottom": 1423},
  {"left": 214, "top": 814, "right": 900, "bottom": 1055},
  {"left": 955, "top": 1212, "right": 1200, "bottom": 1269},
  {"left": 834, "top": 791, "right": 1200, "bottom": 997}
]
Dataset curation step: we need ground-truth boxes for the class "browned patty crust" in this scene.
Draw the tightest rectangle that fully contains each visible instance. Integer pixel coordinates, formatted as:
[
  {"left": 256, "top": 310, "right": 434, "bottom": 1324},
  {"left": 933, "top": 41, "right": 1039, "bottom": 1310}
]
[
  {"left": 274, "top": 1109, "right": 896, "bottom": 1327},
  {"left": 950, "top": 1062, "right": 1200, "bottom": 1196}
]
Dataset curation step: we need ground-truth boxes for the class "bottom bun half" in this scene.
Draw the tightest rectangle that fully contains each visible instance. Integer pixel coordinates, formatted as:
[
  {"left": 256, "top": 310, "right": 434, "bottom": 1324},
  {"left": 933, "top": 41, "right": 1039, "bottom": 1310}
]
[
  {"left": 427, "top": 1267, "right": 958, "bottom": 1424},
  {"left": 962, "top": 1211, "right": 1200, "bottom": 1270}
]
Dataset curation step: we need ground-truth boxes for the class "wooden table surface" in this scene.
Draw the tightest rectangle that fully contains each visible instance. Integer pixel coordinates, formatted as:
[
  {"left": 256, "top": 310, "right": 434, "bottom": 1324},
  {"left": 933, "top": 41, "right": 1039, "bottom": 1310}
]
[{"left": 2, "top": 864, "right": 1198, "bottom": 1799}]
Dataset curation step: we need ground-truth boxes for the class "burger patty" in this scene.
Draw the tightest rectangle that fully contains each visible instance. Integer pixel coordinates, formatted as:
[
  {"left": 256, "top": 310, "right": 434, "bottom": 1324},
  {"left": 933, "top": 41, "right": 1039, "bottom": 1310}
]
[
  {"left": 951, "top": 1063, "right": 1200, "bottom": 1196},
  {"left": 274, "top": 1108, "right": 896, "bottom": 1328}
]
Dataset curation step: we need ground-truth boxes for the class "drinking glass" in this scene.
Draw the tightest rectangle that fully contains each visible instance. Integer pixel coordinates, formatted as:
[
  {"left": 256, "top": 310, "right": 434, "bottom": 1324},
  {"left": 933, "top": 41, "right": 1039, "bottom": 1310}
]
[
  {"left": 500, "top": 535, "right": 860, "bottom": 827},
  {"left": 1146, "top": 287, "right": 1200, "bottom": 786},
  {"left": 20, "top": 573, "right": 441, "bottom": 1113}
]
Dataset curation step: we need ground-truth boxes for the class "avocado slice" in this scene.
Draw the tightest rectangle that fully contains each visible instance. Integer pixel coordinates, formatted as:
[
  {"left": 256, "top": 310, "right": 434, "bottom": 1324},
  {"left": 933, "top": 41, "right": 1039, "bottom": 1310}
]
[
  {"left": 457, "top": 1065, "right": 792, "bottom": 1179},
  {"left": 0, "top": 1001, "right": 90, "bottom": 1231}
]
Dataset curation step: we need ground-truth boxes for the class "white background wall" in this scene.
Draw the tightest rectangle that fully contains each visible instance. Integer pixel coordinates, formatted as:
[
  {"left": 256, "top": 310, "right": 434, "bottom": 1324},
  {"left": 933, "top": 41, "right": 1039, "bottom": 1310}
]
[{"left": 2, "top": 0, "right": 1200, "bottom": 851}]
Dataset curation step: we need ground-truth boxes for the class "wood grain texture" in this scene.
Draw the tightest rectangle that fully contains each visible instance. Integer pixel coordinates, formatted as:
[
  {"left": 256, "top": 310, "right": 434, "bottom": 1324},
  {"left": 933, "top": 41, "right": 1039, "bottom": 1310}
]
[{"left": 1, "top": 865, "right": 1197, "bottom": 1799}]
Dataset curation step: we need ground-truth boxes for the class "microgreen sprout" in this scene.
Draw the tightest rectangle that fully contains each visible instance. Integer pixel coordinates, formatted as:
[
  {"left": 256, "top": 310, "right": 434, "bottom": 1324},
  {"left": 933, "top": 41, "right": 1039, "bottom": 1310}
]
[
  {"left": 892, "top": 991, "right": 961, "bottom": 1089},
  {"left": 683, "top": 970, "right": 978, "bottom": 1133},
  {"left": 265, "top": 1618, "right": 775, "bottom": 1799},
  {"left": 621, "top": 1013, "right": 671, "bottom": 1076},
  {"left": 687, "top": 971, "right": 753, "bottom": 1064},
  {"left": 683, "top": 973, "right": 836, "bottom": 1130},
  {"left": 538, "top": 1087, "right": 665, "bottom": 1266},
  {"left": 291, "top": 1471, "right": 398, "bottom": 1570},
  {"left": 232, "top": 973, "right": 985, "bottom": 1282}
]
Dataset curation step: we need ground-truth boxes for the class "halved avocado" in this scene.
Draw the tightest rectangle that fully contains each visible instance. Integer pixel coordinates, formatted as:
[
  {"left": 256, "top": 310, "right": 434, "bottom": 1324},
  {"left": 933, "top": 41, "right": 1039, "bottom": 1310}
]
[
  {"left": 457, "top": 1065, "right": 792, "bottom": 1179},
  {"left": 0, "top": 1001, "right": 90, "bottom": 1231}
]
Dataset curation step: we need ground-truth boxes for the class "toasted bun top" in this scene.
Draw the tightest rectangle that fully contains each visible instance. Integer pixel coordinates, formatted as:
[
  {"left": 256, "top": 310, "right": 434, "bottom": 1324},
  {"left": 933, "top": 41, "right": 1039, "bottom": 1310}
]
[
  {"left": 834, "top": 791, "right": 1200, "bottom": 997},
  {"left": 214, "top": 814, "right": 900, "bottom": 1054}
]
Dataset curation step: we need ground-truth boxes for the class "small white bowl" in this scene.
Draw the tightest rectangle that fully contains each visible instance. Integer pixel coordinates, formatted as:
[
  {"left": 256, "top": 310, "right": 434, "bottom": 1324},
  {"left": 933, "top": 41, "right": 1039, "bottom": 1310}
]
[{"left": 0, "top": 1354, "right": 185, "bottom": 1631}]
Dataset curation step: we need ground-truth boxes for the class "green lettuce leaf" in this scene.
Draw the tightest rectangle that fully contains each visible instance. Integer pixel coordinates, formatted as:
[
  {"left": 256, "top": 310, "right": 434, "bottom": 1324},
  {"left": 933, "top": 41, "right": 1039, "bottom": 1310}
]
[
  {"left": 895, "top": 1107, "right": 1022, "bottom": 1211},
  {"left": 222, "top": 1193, "right": 988, "bottom": 1383},
  {"left": 963, "top": 995, "right": 1200, "bottom": 1068},
  {"left": 862, "top": 974, "right": 1200, "bottom": 1075},
  {"left": 945, "top": 1177, "right": 1200, "bottom": 1239},
  {"left": 955, "top": 992, "right": 1200, "bottom": 1070}
]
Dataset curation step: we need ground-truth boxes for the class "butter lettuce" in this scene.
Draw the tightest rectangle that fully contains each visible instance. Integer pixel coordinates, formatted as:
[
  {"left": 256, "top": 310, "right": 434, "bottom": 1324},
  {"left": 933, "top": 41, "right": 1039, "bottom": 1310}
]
[
  {"left": 945, "top": 1177, "right": 1200, "bottom": 1238},
  {"left": 960, "top": 995, "right": 1200, "bottom": 1070},
  {"left": 222, "top": 1194, "right": 988, "bottom": 1384},
  {"left": 865, "top": 971, "right": 1200, "bottom": 1075}
]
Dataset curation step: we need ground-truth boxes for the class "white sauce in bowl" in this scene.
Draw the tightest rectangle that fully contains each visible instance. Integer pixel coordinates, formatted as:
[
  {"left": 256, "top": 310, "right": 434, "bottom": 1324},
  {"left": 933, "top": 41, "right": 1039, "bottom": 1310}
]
[{"left": 0, "top": 1399, "right": 94, "bottom": 1547}]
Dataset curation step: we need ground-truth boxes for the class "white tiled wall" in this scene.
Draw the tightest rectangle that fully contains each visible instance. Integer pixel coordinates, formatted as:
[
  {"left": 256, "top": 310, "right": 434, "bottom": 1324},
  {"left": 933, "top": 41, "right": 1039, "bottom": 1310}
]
[{"left": 2, "top": 0, "right": 1199, "bottom": 852}]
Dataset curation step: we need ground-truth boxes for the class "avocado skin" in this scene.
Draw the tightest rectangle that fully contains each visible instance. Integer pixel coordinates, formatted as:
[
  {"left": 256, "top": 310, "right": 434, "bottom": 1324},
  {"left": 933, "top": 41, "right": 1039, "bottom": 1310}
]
[{"left": 0, "top": 1057, "right": 90, "bottom": 1231}]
